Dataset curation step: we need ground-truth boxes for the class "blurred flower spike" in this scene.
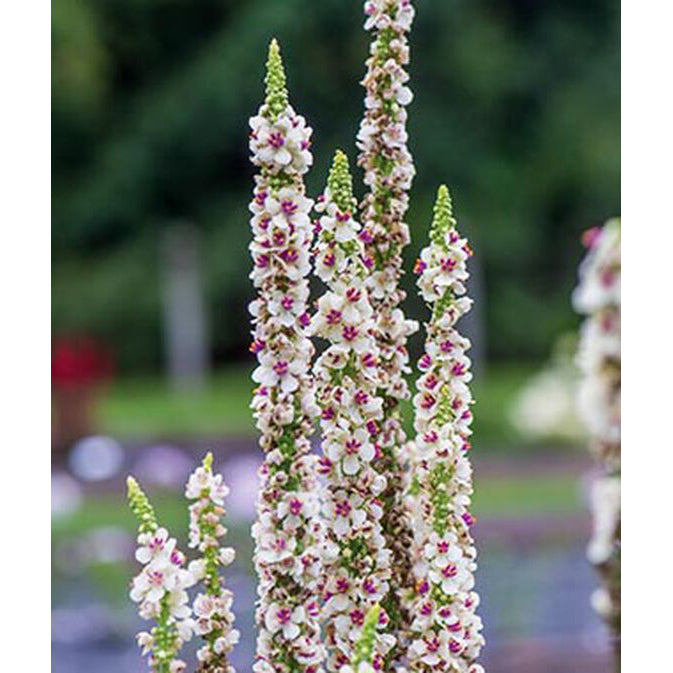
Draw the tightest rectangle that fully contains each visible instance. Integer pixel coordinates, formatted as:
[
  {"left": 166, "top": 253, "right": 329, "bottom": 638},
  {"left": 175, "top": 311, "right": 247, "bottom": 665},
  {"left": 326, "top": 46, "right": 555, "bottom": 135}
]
[
  {"left": 126, "top": 455, "right": 239, "bottom": 673},
  {"left": 573, "top": 218, "right": 621, "bottom": 655}
]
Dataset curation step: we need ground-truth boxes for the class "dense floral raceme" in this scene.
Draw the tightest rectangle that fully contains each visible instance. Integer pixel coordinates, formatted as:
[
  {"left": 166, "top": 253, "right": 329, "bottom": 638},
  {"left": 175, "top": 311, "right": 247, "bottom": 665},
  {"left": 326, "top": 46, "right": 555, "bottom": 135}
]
[
  {"left": 406, "top": 186, "right": 485, "bottom": 673},
  {"left": 572, "top": 219, "right": 621, "bottom": 641},
  {"left": 248, "top": 39, "right": 326, "bottom": 673},
  {"left": 309, "top": 151, "right": 395, "bottom": 673},
  {"left": 186, "top": 453, "right": 240, "bottom": 673},
  {"left": 356, "top": 0, "right": 419, "bottom": 655},
  {"left": 128, "top": 477, "right": 198, "bottom": 673}
]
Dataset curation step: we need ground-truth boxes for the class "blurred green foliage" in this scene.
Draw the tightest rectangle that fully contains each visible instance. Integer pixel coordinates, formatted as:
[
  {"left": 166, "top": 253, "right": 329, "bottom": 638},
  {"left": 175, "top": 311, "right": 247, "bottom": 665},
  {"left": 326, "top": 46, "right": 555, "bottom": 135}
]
[
  {"left": 99, "top": 363, "right": 556, "bottom": 453},
  {"left": 52, "top": 0, "right": 619, "bottom": 372}
]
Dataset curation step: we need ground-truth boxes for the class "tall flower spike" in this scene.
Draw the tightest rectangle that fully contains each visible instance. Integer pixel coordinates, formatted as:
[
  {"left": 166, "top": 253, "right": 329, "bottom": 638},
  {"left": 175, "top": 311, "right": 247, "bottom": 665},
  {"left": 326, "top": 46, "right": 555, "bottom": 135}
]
[
  {"left": 356, "top": 1, "right": 419, "bottom": 660},
  {"left": 573, "top": 219, "right": 621, "bottom": 661},
  {"left": 310, "top": 151, "right": 394, "bottom": 673},
  {"left": 127, "top": 477, "right": 196, "bottom": 673},
  {"left": 248, "top": 40, "right": 326, "bottom": 673},
  {"left": 406, "top": 186, "right": 485, "bottom": 673},
  {"left": 185, "top": 453, "right": 240, "bottom": 672}
]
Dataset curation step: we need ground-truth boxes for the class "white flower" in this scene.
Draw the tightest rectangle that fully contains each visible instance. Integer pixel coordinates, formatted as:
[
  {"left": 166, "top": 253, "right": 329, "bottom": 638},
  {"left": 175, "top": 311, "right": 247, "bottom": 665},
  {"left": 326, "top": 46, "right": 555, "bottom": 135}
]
[
  {"left": 264, "top": 603, "right": 305, "bottom": 641},
  {"left": 135, "top": 527, "right": 174, "bottom": 564},
  {"left": 252, "top": 353, "right": 305, "bottom": 394},
  {"left": 326, "top": 491, "right": 368, "bottom": 537},
  {"left": 170, "top": 659, "right": 187, "bottom": 673}
]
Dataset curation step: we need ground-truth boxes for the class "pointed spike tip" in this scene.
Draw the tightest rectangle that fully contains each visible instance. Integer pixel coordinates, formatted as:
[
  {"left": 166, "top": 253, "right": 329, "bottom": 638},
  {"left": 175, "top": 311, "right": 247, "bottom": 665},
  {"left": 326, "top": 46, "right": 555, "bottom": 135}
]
[
  {"left": 430, "top": 183, "right": 456, "bottom": 241},
  {"left": 264, "top": 38, "right": 288, "bottom": 121},
  {"left": 328, "top": 149, "right": 356, "bottom": 214},
  {"left": 203, "top": 451, "right": 214, "bottom": 472}
]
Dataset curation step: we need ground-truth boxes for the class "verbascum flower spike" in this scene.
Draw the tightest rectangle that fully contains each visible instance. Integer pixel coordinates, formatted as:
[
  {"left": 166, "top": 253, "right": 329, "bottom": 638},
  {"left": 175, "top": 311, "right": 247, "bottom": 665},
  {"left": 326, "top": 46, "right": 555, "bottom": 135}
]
[
  {"left": 406, "top": 186, "right": 485, "bottom": 673},
  {"left": 573, "top": 219, "right": 621, "bottom": 659},
  {"left": 248, "top": 40, "right": 326, "bottom": 673},
  {"left": 185, "top": 453, "right": 240, "bottom": 672},
  {"left": 127, "top": 477, "right": 196, "bottom": 673},
  {"left": 310, "top": 151, "right": 394, "bottom": 673},
  {"left": 356, "top": 2, "right": 419, "bottom": 658}
]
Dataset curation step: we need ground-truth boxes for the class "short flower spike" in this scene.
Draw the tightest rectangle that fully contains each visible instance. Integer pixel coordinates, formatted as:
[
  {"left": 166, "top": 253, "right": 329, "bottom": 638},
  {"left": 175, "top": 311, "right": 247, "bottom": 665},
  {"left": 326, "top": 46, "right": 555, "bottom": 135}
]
[{"left": 264, "top": 38, "right": 289, "bottom": 121}]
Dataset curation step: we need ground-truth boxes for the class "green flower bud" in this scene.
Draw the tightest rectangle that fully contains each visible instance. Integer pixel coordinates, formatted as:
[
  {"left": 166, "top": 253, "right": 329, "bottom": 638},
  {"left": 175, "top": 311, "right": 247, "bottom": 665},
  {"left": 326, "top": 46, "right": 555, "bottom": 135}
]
[
  {"left": 264, "top": 38, "right": 289, "bottom": 122},
  {"left": 327, "top": 149, "right": 357, "bottom": 214},
  {"left": 127, "top": 476, "right": 158, "bottom": 535},
  {"left": 352, "top": 604, "right": 380, "bottom": 667},
  {"left": 430, "top": 184, "right": 457, "bottom": 247}
]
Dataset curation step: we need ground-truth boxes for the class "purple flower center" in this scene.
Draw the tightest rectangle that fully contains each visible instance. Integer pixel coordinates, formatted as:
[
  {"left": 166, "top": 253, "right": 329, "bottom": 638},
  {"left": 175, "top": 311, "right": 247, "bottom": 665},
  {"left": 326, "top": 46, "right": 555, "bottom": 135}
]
[
  {"left": 344, "top": 438, "right": 362, "bottom": 455},
  {"left": 342, "top": 325, "right": 358, "bottom": 342},
  {"left": 354, "top": 391, "right": 368, "bottom": 405},
  {"left": 442, "top": 564, "right": 458, "bottom": 578},
  {"left": 441, "top": 258, "right": 457, "bottom": 272},
  {"left": 148, "top": 571, "right": 164, "bottom": 587},
  {"left": 326, "top": 309, "right": 342, "bottom": 325},
  {"left": 281, "top": 200, "right": 298, "bottom": 216},
  {"left": 336, "top": 579, "right": 350, "bottom": 593},
  {"left": 414, "top": 259, "right": 427, "bottom": 275},
  {"left": 421, "top": 393, "right": 436, "bottom": 410},
  {"left": 280, "top": 248, "right": 299, "bottom": 264},
  {"left": 363, "top": 579, "right": 376, "bottom": 594},
  {"left": 346, "top": 287, "right": 362, "bottom": 302},
  {"left": 335, "top": 501, "right": 352, "bottom": 518},
  {"left": 451, "top": 363, "right": 466, "bottom": 376},
  {"left": 268, "top": 132, "right": 285, "bottom": 149},
  {"left": 273, "top": 361, "right": 289, "bottom": 376},
  {"left": 362, "top": 353, "right": 376, "bottom": 368},
  {"left": 359, "top": 230, "right": 374, "bottom": 244},
  {"left": 149, "top": 537, "right": 165, "bottom": 553},
  {"left": 277, "top": 607, "right": 292, "bottom": 624}
]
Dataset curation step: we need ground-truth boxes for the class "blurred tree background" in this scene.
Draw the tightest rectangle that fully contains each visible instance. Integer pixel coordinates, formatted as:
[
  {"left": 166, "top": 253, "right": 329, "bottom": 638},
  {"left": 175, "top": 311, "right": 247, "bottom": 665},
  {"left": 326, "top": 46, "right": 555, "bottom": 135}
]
[{"left": 52, "top": 0, "right": 620, "bottom": 374}]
